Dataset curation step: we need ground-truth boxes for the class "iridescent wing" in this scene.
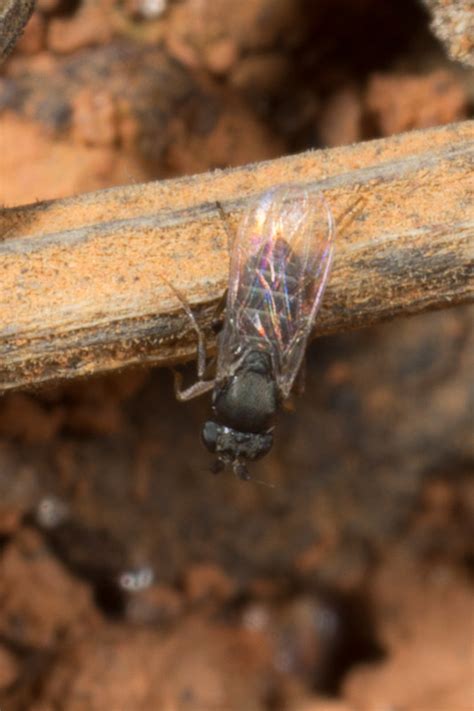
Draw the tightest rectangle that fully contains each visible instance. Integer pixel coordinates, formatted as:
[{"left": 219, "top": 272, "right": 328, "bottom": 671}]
[{"left": 217, "top": 184, "right": 335, "bottom": 399}]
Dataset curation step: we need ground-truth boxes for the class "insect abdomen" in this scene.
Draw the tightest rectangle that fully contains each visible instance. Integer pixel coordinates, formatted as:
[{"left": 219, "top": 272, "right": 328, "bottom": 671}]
[{"left": 242, "top": 238, "right": 302, "bottom": 343}]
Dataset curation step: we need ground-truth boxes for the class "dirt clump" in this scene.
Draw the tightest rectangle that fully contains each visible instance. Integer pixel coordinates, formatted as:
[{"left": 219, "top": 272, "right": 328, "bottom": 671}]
[
  {"left": 344, "top": 555, "right": 474, "bottom": 711},
  {"left": 0, "top": 528, "right": 98, "bottom": 648},
  {"left": 366, "top": 69, "right": 468, "bottom": 135}
]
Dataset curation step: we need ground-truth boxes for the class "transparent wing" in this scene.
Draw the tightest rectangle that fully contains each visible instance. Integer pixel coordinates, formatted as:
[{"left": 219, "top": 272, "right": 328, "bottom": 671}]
[{"left": 217, "top": 184, "right": 335, "bottom": 399}]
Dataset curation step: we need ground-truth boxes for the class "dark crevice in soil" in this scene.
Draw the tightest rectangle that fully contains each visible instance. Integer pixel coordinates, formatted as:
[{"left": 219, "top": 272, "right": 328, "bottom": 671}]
[{"left": 323, "top": 590, "right": 386, "bottom": 695}]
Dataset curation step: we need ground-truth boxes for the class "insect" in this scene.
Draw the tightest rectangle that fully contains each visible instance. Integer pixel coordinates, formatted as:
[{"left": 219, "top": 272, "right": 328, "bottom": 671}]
[{"left": 175, "top": 184, "right": 335, "bottom": 481}]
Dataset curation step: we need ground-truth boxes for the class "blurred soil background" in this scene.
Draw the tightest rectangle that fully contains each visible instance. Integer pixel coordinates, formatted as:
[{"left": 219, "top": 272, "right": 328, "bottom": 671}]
[{"left": 0, "top": 1, "right": 473, "bottom": 709}]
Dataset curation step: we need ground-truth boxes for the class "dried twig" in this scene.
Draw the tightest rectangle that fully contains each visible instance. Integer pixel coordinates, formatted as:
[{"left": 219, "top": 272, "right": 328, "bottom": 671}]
[
  {"left": 0, "top": 120, "right": 473, "bottom": 392},
  {"left": 421, "top": 0, "right": 474, "bottom": 67},
  {"left": 0, "top": 0, "right": 35, "bottom": 63}
]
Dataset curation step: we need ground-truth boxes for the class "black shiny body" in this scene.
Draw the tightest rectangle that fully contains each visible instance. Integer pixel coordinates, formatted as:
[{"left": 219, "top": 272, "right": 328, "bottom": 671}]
[
  {"left": 201, "top": 351, "right": 277, "bottom": 479},
  {"left": 202, "top": 227, "right": 306, "bottom": 478}
]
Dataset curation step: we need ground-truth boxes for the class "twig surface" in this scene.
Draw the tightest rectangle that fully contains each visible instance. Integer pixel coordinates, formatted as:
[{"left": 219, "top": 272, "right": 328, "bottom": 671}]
[
  {"left": 1, "top": 121, "right": 473, "bottom": 392},
  {"left": 0, "top": 0, "right": 35, "bottom": 63}
]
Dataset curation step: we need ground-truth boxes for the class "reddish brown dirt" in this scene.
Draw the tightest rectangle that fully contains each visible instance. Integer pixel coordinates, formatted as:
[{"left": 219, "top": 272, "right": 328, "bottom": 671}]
[{"left": 0, "top": 1, "right": 473, "bottom": 710}]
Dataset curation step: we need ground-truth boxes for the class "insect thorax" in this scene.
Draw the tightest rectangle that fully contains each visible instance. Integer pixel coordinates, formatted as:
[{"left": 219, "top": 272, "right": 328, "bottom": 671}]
[
  {"left": 200, "top": 350, "right": 276, "bottom": 465},
  {"left": 213, "top": 350, "right": 277, "bottom": 433}
]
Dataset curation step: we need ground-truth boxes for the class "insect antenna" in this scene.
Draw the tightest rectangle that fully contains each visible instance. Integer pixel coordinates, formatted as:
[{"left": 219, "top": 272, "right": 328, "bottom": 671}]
[
  {"left": 233, "top": 461, "right": 276, "bottom": 488},
  {"left": 251, "top": 477, "right": 277, "bottom": 489}
]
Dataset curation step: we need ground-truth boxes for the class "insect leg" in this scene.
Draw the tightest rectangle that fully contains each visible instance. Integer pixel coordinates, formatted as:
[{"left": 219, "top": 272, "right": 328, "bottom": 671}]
[
  {"left": 209, "top": 200, "right": 234, "bottom": 336},
  {"left": 211, "top": 288, "right": 227, "bottom": 335},
  {"left": 234, "top": 462, "right": 251, "bottom": 481},
  {"left": 210, "top": 200, "right": 233, "bottom": 336},
  {"left": 215, "top": 200, "right": 234, "bottom": 250},
  {"left": 175, "top": 289, "right": 207, "bottom": 379},
  {"left": 173, "top": 369, "right": 215, "bottom": 401},
  {"left": 158, "top": 271, "right": 207, "bottom": 379},
  {"left": 336, "top": 189, "right": 366, "bottom": 234},
  {"left": 157, "top": 271, "right": 215, "bottom": 400}
]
